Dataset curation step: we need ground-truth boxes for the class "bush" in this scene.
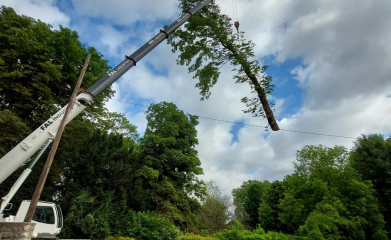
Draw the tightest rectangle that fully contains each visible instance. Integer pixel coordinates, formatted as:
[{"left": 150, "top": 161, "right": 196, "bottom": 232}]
[
  {"left": 264, "top": 232, "right": 307, "bottom": 240},
  {"left": 372, "top": 230, "right": 388, "bottom": 240},
  {"left": 179, "top": 234, "right": 219, "bottom": 240},
  {"left": 105, "top": 237, "right": 138, "bottom": 240},
  {"left": 123, "top": 211, "right": 180, "bottom": 240},
  {"left": 216, "top": 220, "right": 306, "bottom": 240}
]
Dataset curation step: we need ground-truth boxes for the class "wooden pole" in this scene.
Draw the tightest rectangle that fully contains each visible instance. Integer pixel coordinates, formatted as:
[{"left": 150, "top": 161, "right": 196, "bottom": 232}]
[{"left": 24, "top": 54, "right": 91, "bottom": 222}]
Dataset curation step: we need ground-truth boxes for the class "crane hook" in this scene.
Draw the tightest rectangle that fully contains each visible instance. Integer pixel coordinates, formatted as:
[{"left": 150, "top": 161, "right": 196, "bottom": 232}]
[{"left": 234, "top": 21, "right": 240, "bottom": 32}]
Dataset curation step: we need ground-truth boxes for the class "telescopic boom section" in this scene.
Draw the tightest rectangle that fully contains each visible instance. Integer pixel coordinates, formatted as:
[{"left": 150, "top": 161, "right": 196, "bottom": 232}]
[
  {"left": 0, "top": 0, "right": 214, "bottom": 185},
  {"left": 87, "top": 0, "right": 215, "bottom": 97}
]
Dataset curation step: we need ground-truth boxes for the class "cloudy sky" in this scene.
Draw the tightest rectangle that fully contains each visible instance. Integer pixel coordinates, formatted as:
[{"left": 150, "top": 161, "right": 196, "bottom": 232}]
[{"left": 2, "top": 0, "right": 390, "bottom": 196}]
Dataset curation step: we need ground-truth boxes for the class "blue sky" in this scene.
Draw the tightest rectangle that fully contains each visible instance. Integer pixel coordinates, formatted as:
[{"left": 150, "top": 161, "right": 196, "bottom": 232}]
[{"left": 2, "top": 0, "right": 391, "bottom": 195}]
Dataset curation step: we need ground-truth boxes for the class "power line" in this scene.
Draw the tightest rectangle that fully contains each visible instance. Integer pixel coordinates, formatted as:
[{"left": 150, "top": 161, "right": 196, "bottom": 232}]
[
  {"left": 279, "top": 129, "right": 355, "bottom": 139},
  {"left": 110, "top": 98, "right": 356, "bottom": 139}
]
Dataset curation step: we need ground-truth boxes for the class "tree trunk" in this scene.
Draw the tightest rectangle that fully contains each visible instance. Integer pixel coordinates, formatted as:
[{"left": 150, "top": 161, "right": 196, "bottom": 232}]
[{"left": 220, "top": 40, "right": 279, "bottom": 131}]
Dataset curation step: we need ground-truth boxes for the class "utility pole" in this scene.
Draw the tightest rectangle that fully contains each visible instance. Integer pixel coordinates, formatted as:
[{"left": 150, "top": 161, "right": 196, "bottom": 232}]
[{"left": 24, "top": 54, "right": 91, "bottom": 222}]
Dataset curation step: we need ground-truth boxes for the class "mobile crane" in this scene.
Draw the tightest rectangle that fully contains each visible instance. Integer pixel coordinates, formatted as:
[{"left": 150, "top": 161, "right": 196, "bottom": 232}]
[{"left": 0, "top": 0, "right": 214, "bottom": 237}]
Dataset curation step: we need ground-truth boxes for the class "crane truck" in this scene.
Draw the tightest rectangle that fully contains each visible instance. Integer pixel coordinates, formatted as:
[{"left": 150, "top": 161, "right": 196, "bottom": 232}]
[{"left": 0, "top": 0, "right": 214, "bottom": 237}]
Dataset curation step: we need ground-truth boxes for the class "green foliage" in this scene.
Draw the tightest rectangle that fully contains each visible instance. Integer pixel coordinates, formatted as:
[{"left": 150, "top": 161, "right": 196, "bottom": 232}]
[
  {"left": 0, "top": 6, "right": 112, "bottom": 128},
  {"left": 168, "top": 0, "right": 279, "bottom": 130},
  {"left": 138, "top": 102, "right": 206, "bottom": 230},
  {"left": 350, "top": 134, "right": 391, "bottom": 235},
  {"left": 123, "top": 211, "right": 180, "bottom": 240},
  {"left": 57, "top": 102, "right": 207, "bottom": 238},
  {"left": 105, "top": 237, "right": 138, "bottom": 240},
  {"left": 63, "top": 189, "right": 179, "bottom": 240},
  {"left": 58, "top": 130, "right": 137, "bottom": 239},
  {"left": 179, "top": 234, "right": 219, "bottom": 240},
  {"left": 0, "top": 109, "right": 29, "bottom": 156},
  {"left": 258, "top": 181, "right": 287, "bottom": 233},
  {"left": 297, "top": 203, "right": 345, "bottom": 240},
  {"left": 200, "top": 181, "right": 232, "bottom": 233},
  {"left": 278, "top": 145, "right": 387, "bottom": 239},
  {"left": 232, "top": 180, "right": 271, "bottom": 228},
  {"left": 216, "top": 220, "right": 305, "bottom": 240},
  {"left": 278, "top": 175, "right": 328, "bottom": 233}
]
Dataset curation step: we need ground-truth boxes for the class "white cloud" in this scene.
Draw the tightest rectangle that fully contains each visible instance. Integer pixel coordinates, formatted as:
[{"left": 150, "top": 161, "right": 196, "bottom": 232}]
[
  {"left": 230, "top": 0, "right": 391, "bottom": 109},
  {"left": 70, "top": 0, "right": 179, "bottom": 26},
  {"left": 0, "top": 0, "right": 70, "bottom": 28}
]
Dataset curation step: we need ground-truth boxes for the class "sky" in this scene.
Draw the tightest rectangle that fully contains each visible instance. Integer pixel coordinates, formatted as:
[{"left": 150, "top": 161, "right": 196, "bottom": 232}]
[{"left": 2, "top": 0, "right": 391, "bottom": 196}]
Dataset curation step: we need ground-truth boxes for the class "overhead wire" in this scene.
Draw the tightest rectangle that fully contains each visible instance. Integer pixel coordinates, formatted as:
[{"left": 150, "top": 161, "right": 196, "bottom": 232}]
[{"left": 110, "top": 98, "right": 357, "bottom": 139}]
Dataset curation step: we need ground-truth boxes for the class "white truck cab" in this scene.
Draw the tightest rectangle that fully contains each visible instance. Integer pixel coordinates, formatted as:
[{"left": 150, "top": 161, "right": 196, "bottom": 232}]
[{"left": 1, "top": 201, "right": 62, "bottom": 238}]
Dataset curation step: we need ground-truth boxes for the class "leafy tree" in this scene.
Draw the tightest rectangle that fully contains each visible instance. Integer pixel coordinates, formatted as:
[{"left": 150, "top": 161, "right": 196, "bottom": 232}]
[
  {"left": 258, "top": 180, "right": 287, "bottom": 232},
  {"left": 297, "top": 202, "right": 348, "bottom": 240},
  {"left": 350, "top": 134, "right": 391, "bottom": 234},
  {"left": 232, "top": 180, "right": 270, "bottom": 229},
  {"left": 60, "top": 129, "right": 137, "bottom": 238},
  {"left": 200, "top": 181, "right": 232, "bottom": 233},
  {"left": 0, "top": 109, "right": 29, "bottom": 156},
  {"left": 0, "top": 6, "right": 113, "bottom": 129},
  {"left": 137, "top": 102, "right": 206, "bottom": 231},
  {"left": 298, "top": 200, "right": 388, "bottom": 240},
  {"left": 279, "top": 145, "right": 387, "bottom": 239},
  {"left": 217, "top": 220, "right": 306, "bottom": 240},
  {"left": 63, "top": 191, "right": 180, "bottom": 240},
  {"left": 279, "top": 175, "right": 328, "bottom": 233},
  {"left": 168, "top": 0, "right": 279, "bottom": 130},
  {"left": 122, "top": 211, "right": 180, "bottom": 240},
  {"left": 294, "top": 145, "right": 349, "bottom": 181},
  {"left": 93, "top": 111, "right": 139, "bottom": 140}
]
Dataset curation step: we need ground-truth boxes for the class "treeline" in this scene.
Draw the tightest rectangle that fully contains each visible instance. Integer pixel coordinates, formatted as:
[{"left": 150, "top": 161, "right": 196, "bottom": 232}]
[
  {"left": 227, "top": 139, "right": 391, "bottom": 240},
  {"left": 184, "top": 137, "right": 390, "bottom": 240},
  {"left": 1, "top": 6, "right": 390, "bottom": 240}
]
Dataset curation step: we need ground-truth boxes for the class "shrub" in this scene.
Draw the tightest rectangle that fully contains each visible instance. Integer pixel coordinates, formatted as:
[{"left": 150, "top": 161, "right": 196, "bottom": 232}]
[
  {"left": 216, "top": 220, "right": 306, "bottom": 240},
  {"left": 105, "top": 237, "right": 138, "bottom": 240},
  {"left": 123, "top": 211, "right": 180, "bottom": 240},
  {"left": 179, "top": 234, "right": 219, "bottom": 240}
]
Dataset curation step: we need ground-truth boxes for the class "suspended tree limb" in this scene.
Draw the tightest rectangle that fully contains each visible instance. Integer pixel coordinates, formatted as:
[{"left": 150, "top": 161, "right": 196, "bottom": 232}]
[
  {"left": 169, "top": 0, "right": 280, "bottom": 131},
  {"left": 219, "top": 39, "right": 279, "bottom": 131}
]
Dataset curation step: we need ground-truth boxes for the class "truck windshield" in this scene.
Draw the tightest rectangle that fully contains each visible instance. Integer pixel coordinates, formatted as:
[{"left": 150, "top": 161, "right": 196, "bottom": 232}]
[{"left": 32, "top": 206, "right": 55, "bottom": 224}]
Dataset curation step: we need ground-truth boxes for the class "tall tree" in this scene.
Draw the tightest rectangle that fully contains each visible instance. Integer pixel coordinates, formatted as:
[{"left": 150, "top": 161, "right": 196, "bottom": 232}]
[
  {"left": 0, "top": 109, "right": 29, "bottom": 156},
  {"left": 258, "top": 180, "right": 287, "bottom": 232},
  {"left": 0, "top": 6, "right": 113, "bottom": 129},
  {"left": 138, "top": 102, "right": 206, "bottom": 231},
  {"left": 350, "top": 134, "right": 391, "bottom": 236},
  {"left": 200, "top": 181, "right": 232, "bottom": 233},
  {"left": 232, "top": 180, "right": 271, "bottom": 229},
  {"left": 279, "top": 145, "right": 387, "bottom": 239},
  {"left": 168, "top": 0, "right": 279, "bottom": 131},
  {"left": 60, "top": 129, "right": 138, "bottom": 238}
]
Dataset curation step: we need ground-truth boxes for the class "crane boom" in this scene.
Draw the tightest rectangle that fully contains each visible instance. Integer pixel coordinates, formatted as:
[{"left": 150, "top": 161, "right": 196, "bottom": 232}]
[{"left": 0, "top": 0, "right": 214, "bottom": 185}]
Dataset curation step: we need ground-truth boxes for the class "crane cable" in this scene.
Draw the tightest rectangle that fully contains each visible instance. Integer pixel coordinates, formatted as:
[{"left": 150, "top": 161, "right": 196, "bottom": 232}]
[{"left": 231, "top": 0, "right": 241, "bottom": 43}]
